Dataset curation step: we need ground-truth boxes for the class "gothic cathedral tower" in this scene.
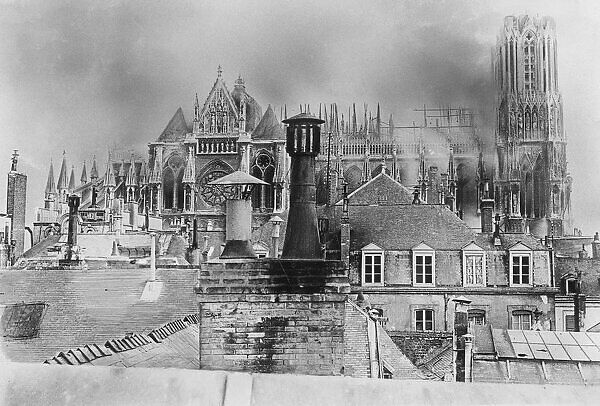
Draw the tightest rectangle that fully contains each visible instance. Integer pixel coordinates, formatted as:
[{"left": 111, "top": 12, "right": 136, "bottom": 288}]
[{"left": 494, "top": 15, "right": 571, "bottom": 237}]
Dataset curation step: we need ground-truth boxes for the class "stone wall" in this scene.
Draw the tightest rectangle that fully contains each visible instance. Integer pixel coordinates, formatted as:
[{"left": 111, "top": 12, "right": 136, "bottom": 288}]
[{"left": 196, "top": 259, "right": 350, "bottom": 375}]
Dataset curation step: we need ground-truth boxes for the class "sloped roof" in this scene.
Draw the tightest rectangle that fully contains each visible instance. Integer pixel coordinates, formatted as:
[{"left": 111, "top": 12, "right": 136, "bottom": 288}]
[
  {"left": 417, "top": 341, "right": 453, "bottom": 380},
  {"left": 252, "top": 105, "right": 285, "bottom": 140},
  {"left": 344, "top": 300, "right": 430, "bottom": 380},
  {"left": 230, "top": 80, "right": 262, "bottom": 132},
  {"left": 0, "top": 267, "right": 197, "bottom": 363},
  {"left": 338, "top": 172, "right": 413, "bottom": 205},
  {"left": 346, "top": 204, "right": 478, "bottom": 251},
  {"left": 157, "top": 107, "right": 190, "bottom": 142},
  {"left": 472, "top": 328, "right": 600, "bottom": 385},
  {"left": 44, "top": 314, "right": 199, "bottom": 369}
]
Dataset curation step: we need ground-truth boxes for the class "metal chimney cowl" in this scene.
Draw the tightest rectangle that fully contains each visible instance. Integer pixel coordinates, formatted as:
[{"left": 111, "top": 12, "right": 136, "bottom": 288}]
[{"left": 281, "top": 112, "right": 325, "bottom": 259}]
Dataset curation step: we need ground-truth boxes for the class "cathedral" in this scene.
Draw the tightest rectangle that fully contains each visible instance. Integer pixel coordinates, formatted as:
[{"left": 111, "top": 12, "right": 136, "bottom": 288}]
[
  {"left": 493, "top": 15, "right": 571, "bottom": 237},
  {"left": 30, "top": 14, "right": 572, "bottom": 253}
]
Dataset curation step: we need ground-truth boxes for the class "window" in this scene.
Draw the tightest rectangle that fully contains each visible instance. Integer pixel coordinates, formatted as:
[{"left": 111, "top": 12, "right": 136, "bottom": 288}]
[
  {"left": 512, "top": 311, "right": 532, "bottom": 330},
  {"left": 468, "top": 310, "right": 486, "bottom": 327},
  {"left": 361, "top": 244, "right": 384, "bottom": 285},
  {"left": 415, "top": 309, "right": 434, "bottom": 331},
  {"left": 413, "top": 243, "right": 435, "bottom": 286},
  {"left": 523, "top": 32, "right": 536, "bottom": 91},
  {"left": 462, "top": 243, "right": 486, "bottom": 286},
  {"left": 363, "top": 253, "right": 383, "bottom": 284},
  {"left": 565, "top": 314, "right": 576, "bottom": 332},
  {"left": 510, "top": 253, "right": 531, "bottom": 286}
]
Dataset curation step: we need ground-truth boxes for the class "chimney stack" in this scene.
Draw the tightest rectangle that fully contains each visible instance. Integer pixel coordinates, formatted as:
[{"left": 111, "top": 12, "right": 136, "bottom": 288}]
[
  {"left": 208, "top": 171, "right": 267, "bottom": 259},
  {"left": 592, "top": 232, "right": 600, "bottom": 259},
  {"left": 65, "top": 194, "right": 80, "bottom": 261},
  {"left": 480, "top": 181, "right": 494, "bottom": 233},
  {"left": 281, "top": 112, "right": 325, "bottom": 259}
]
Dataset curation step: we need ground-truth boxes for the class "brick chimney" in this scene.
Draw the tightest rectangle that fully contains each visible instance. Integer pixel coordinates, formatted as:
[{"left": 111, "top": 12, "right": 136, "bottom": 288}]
[
  {"left": 340, "top": 184, "right": 350, "bottom": 268},
  {"left": 479, "top": 181, "right": 494, "bottom": 233},
  {"left": 196, "top": 111, "right": 351, "bottom": 376},
  {"left": 281, "top": 112, "right": 324, "bottom": 259}
]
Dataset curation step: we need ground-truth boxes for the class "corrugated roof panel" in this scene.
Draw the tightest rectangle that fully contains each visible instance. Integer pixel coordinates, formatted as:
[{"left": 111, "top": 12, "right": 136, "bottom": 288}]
[
  {"left": 507, "top": 330, "right": 527, "bottom": 343},
  {"left": 539, "top": 331, "right": 561, "bottom": 345},
  {"left": 78, "top": 346, "right": 95, "bottom": 361},
  {"left": 523, "top": 330, "right": 544, "bottom": 344},
  {"left": 68, "top": 349, "right": 87, "bottom": 364},
  {"left": 573, "top": 333, "right": 595, "bottom": 346},
  {"left": 564, "top": 345, "right": 590, "bottom": 362},
  {"left": 581, "top": 346, "right": 600, "bottom": 362},
  {"left": 556, "top": 331, "right": 578, "bottom": 346},
  {"left": 546, "top": 344, "right": 570, "bottom": 361},
  {"left": 529, "top": 343, "right": 552, "bottom": 360},
  {"left": 512, "top": 343, "right": 534, "bottom": 359},
  {"left": 87, "top": 344, "right": 103, "bottom": 358}
]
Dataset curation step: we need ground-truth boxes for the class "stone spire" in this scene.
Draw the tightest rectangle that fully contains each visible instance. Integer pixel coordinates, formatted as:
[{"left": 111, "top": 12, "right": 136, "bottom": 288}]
[
  {"left": 68, "top": 166, "right": 76, "bottom": 191},
  {"left": 389, "top": 114, "right": 394, "bottom": 136},
  {"left": 149, "top": 150, "right": 162, "bottom": 184},
  {"left": 90, "top": 155, "right": 98, "bottom": 181},
  {"left": 80, "top": 161, "right": 87, "bottom": 184},
  {"left": 376, "top": 103, "right": 381, "bottom": 135},
  {"left": 57, "top": 151, "right": 69, "bottom": 191},
  {"left": 139, "top": 160, "right": 148, "bottom": 184},
  {"left": 105, "top": 158, "right": 116, "bottom": 188},
  {"left": 352, "top": 103, "right": 357, "bottom": 134},
  {"left": 126, "top": 154, "right": 137, "bottom": 187},
  {"left": 118, "top": 159, "right": 126, "bottom": 179},
  {"left": 45, "top": 159, "right": 56, "bottom": 196}
]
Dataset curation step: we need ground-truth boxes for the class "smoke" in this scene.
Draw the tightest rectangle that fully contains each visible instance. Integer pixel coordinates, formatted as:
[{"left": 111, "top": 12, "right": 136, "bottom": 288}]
[{"left": 0, "top": 0, "right": 599, "bottom": 232}]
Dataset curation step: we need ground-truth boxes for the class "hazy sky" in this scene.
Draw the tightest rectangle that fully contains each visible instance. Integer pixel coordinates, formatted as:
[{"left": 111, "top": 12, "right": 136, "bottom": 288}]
[{"left": 1, "top": 0, "right": 599, "bottom": 234}]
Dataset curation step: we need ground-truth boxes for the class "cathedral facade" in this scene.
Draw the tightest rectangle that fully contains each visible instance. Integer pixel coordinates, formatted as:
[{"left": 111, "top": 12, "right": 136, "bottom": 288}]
[
  {"left": 494, "top": 15, "right": 571, "bottom": 237},
  {"left": 31, "top": 14, "right": 573, "bottom": 252}
]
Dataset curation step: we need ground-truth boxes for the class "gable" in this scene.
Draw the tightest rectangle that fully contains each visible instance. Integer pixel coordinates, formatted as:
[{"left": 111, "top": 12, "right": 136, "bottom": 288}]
[
  {"left": 508, "top": 241, "right": 532, "bottom": 251},
  {"left": 361, "top": 243, "right": 383, "bottom": 251},
  {"left": 462, "top": 241, "right": 484, "bottom": 251},
  {"left": 412, "top": 242, "right": 434, "bottom": 251},
  {"left": 200, "top": 77, "right": 239, "bottom": 122},
  {"left": 157, "top": 108, "right": 189, "bottom": 142},
  {"left": 344, "top": 172, "right": 413, "bottom": 206}
]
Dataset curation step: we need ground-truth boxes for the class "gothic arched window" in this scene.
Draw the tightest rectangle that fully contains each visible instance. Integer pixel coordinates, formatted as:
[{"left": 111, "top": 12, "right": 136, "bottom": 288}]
[
  {"left": 163, "top": 168, "right": 175, "bottom": 210},
  {"left": 524, "top": 32, "right": 536, "bottom": 91},
  {"left": 251, "top": 151, "right": 275, "bottom": 210}
]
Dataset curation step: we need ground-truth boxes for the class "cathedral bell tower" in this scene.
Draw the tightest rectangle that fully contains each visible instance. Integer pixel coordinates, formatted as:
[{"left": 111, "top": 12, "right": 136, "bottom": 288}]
[{"left": 494, "top": 15, "right": 570, "bottom": 237}]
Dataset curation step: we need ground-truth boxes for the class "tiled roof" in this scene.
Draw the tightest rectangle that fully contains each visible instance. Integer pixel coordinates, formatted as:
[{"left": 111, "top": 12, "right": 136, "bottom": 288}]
[
  {"left": 43, "top": 314, "right": 199, "bottom": 369},
  {"left": 157, "top": 107, "right": 190, "bottom": 142},
  {"left": 252, "top": 104, "right": 285, "bottom": 140},
  {"left": 347, "top": 204, "right": 478, "bottom": 251},
  {"left": 417, "top": 341, "right": 453, "bottom": 380},
  {"left": 0, "top": 267, "right": 197, "bottom": 363},
  {"left": 344, "top": 300, "right": 432, "bottom": 380},
  {"left": 475, "top": 232, "right": 547, "bottom": 251},
  {"left": 337, "top": 172, "right": 413, "bottom": 206}
]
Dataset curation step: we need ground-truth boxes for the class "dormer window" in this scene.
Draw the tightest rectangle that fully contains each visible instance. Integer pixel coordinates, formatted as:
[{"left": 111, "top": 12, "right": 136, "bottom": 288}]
[
  {"left": 509, "top": 242, "right": 533, "bottom": 287},
  {"left": 412, "top": 242, "right": 435, "bottom": 286},
  {"left": 462, "top": 242, "right": 486, "bottom": 287},
  {"left": 361, "top": 243, "right": 384, "bottom": 286}
]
